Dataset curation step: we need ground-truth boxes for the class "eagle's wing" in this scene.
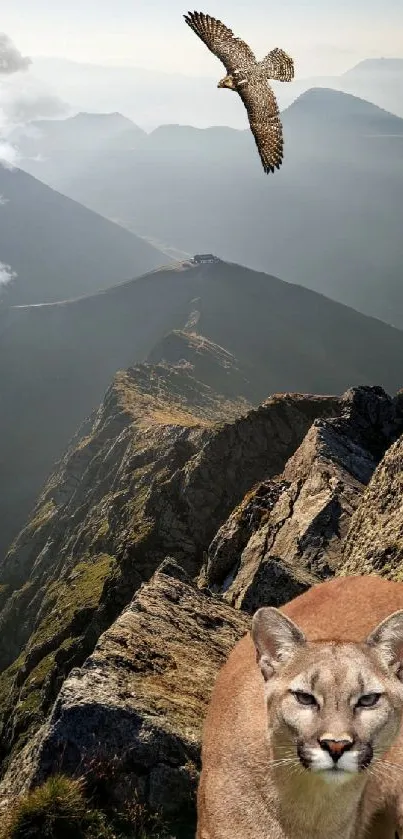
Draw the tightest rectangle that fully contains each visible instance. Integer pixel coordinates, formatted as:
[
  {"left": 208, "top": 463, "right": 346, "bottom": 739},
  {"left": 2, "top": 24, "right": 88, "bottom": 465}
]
[
  {"left": 184, "top": 11, "right": 256, "bottom": 75},
  {"left": 238, "top": 79, "right": 284, "bottom": 173},
  {"left": 261, "top": 47, "right": 294, "bottom": 82}
]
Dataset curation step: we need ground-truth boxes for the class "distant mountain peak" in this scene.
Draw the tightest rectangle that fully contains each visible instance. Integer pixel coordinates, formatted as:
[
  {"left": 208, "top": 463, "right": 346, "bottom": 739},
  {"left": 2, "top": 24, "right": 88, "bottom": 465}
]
[
  {"left": 71, "top": 111, "right": 133, "bottom": 123},
  {"left": 67, "top": 111, "right": 144, "bottom": 133},
  {"left": 283, "top": 86, "right": 399, "bottom": 120},
  {"left": 344, "top": 58, "right": 403, "bottom": 77}
]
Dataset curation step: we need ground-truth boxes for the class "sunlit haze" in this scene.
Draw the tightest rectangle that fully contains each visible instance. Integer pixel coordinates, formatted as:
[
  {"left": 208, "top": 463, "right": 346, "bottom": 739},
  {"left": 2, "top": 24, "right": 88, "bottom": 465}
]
[{"left": 3, "top": 0, "right": 403, "bottom": 77}]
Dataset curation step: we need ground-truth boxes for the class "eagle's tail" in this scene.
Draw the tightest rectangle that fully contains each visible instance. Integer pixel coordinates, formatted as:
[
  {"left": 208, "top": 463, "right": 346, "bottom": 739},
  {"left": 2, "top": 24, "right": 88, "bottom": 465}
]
[{"left": 261, "top": 48, "right": 294, "bottom": 82}]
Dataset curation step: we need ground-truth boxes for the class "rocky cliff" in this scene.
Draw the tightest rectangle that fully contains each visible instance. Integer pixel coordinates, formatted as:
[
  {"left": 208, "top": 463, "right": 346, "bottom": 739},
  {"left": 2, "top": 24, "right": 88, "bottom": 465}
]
[
  {"left": 0, "top": 354, "right": 402, "bottom": 834},
  {"left": 4, "top": 255, "right": 403, "bottom": 562},
  {"left": 0, "top": 559, "right": 249, "bottom": 832},
  {"left": 0, "top": 342, "right": 339, "bottom": 782},
  {"left": 200, "top": 385, "right": 402, "bottom": 612},
  {"left": 340, "top": 394, "right": 403, "bottom": 578}
]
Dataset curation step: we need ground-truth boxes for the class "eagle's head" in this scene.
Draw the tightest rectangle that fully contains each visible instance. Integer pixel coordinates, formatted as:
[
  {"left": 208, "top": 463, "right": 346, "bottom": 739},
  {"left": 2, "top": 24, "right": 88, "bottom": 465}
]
[{"left": 217, "top": 74, "right": 236, "bottom": 91}]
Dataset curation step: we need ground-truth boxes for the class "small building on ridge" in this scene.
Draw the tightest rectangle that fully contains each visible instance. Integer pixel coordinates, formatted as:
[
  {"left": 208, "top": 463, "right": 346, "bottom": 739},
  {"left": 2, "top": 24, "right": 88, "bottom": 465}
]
[{"left": 191, "top": 253, "right": 221, "bottom": 264}]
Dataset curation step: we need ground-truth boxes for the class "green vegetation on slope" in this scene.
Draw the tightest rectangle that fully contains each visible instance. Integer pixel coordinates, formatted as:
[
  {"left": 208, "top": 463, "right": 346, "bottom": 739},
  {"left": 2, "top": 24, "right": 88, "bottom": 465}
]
[
  {"left": 1, "top": 776, "right": 113, "bottom": 839},
  {"left": 0, "top": 774, "right": 170, "bottom": 839},
  {"left": 0, "top": 553, "right": 115, "bottom": 758}
]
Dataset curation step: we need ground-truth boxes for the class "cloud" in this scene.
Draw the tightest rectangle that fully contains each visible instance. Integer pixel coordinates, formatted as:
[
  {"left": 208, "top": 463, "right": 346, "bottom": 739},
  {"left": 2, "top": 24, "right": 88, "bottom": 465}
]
[
  {"left": 0, "top": 262, "right": 17, "bottom": 287},
  {"left": 0, "top": 33, "right": 31, "bottom": 75},
  {"left": 0, "top": 194, "right": 9, "bottom": 205},
  {"left": 0, "top": 72, "right": 68, "bottom": 126},
  {"left": 0, "top": 83, "right": 68, "bottom": 168},
  {"left": 0, "top": 106, "right": 19, "bottom": 168},
  {"left": 0, "top": 35, "right": 69, "bottom": 167},
  {"left": 0, "top": 141, "right": 19, "bottom": 168},
  {"left": 5, "top": 90, "right": 67, "bottom": 123}
]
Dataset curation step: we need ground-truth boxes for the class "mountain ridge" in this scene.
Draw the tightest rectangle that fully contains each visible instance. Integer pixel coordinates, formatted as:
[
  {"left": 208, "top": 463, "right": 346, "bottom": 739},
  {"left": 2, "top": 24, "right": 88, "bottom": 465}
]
[
  {"left": 2, "top": 257, "right": 403, "bottom": 560},
  {"left": 283, "top": 86, "right": 403, "bottom": 120},
  {"left": 30, "top": 54, "right": 403, "bottom": 122},
  {"left": 0, "top": 380, "right": 402, "bottom": 833},
  {"left": 26, "top": 87, "right": 402, "bottom": 327},
  {"left": 14, "top": 87, "right": 403, "bottom": 152},
  {"left": 0, "top": 369, "right": 340, "bottom": 776},
  {"left": 0, "top": 164, "right": 168, "bottom": 306},
  {"left": 343, "top": 57, "right": 403, "bottom": 75}
]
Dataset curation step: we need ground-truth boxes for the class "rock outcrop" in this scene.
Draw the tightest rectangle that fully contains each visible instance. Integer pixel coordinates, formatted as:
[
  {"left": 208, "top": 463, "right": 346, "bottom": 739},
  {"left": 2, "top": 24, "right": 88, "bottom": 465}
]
[
  {"left": 201, "top": 386, "right": 403, "bottom": 612},
  {"left": 0, "top": 559, "right": 249, "bottom": 830},
  {"left": 4, "top": 253, "right": 403, "bottom": 564},
  {"left": 1, "top": 371, "right": 403, "bottom": 834},
  {"left": 340, "top": 432, "right": 403, "bottom": 578},
  {"left": 1, "top": 381, "right": 402, "bottom": 824},
  {"left": 147, "top": 328, "right": 251, "bottom": 401},
  {"left": 0, "top": 353, "right": 339, "bottom": 770}
]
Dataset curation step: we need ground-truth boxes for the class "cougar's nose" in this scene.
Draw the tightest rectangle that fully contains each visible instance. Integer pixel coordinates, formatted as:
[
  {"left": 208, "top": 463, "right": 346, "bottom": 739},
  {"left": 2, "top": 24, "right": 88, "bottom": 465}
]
[{"left": 319, "top": 738, "right": 353, "bottom": 762}]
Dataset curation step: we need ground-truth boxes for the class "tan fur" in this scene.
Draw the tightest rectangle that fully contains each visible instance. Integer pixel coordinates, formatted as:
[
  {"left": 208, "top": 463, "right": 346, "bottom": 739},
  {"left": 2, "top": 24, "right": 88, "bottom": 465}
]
[{"left": 197, "top": 575, "right": 403, "bottom": 839}]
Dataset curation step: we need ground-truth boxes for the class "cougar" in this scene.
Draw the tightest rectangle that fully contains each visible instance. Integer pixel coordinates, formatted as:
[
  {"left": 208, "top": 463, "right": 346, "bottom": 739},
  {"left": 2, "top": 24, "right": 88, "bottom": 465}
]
[{"left": 197, "top": 575, "right": 403, "bottom": 839}]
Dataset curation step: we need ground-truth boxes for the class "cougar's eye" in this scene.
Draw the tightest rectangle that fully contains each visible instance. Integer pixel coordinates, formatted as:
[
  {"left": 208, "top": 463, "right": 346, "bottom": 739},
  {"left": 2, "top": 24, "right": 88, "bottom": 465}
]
[
  {"left": 356, "top": 693, "right": 382, "bottom": 708},
  {"left": 292, "top": 691, "right": 318, "bottom": 707}
]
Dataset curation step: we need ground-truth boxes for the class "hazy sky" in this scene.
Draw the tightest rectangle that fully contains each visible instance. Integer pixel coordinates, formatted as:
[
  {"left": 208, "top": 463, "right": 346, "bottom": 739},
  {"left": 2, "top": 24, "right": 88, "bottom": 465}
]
[{"left": 2, "top": 0, "right": 403, "bottom": 77}]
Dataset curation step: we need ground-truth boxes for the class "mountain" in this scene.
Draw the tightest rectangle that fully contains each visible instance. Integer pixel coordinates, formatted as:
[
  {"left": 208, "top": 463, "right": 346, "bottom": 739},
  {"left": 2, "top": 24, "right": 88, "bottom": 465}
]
[
  {"left": 340, "top": 417, "right": 403, "bottom": 578},
  {"left": 11, "top": 111, "right": 145, "bottom": 154},
  {"left": 2, "top": 51, "right": 403, "bottom": 839},
  {"left": 8, "top": 112, "right": 146, "bottom": 189},
  {"left": 29, "top": 56, "right": 403, "bottom": 130},
  {"left": 2, "top": 257, "right": 403, "bottom": 558},
  {"left": 341, "top": 58, "right": 403, "bottom": 118},
  {"left": 29, "top": 56, "right": 247, "bottom": 129},
  {"left": 0, "top": 378, "right": 402, "bottom": 834},
  {"left": 345, "top": 58, "right": 403, "bottom": 75},
  {"left": 20, "top": 88, "right": 403, "bottom": 325},
  {"left": 0, "top": 165, "right": 168, "bottom": 305},
  {"left": 283, "top": 85, "right": 403, "bottom": 134},
  {"left": 0, "top": 366, "right": 342, "bottom": 824},
  {"left": 275, "top": 58, "right": 403, "bottom": 117}
]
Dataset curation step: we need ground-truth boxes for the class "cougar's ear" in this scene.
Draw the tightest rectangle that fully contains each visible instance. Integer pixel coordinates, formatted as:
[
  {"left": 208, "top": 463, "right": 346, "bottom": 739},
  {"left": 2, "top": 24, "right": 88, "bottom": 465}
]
[
  {"left": 366, "top": 610, "right": 403, "bottom": 680},
  {"left": 251, "top": 607, "right": 306, "bottom": 681}
]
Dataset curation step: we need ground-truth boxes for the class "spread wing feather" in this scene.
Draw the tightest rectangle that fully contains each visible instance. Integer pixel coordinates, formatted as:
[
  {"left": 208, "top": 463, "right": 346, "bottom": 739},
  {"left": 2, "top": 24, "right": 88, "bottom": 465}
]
[
  {"left": 237, "top": 79, "right": 283, "bottom": 173},
  {"left": 261, "top": 47, "right": 294, "bottom": 82},
  {"left": 184, "top": 11, "right": 287, "bottom": 173},
  {"left": 184, "top": 11, "right": 256, "bottom": 75}
]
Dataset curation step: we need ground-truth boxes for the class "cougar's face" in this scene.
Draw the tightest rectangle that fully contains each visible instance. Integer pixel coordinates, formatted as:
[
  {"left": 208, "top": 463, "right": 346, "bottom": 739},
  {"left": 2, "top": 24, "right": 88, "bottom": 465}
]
[{"left": 269, "top": 642, "right": 403, "bottom": 784}]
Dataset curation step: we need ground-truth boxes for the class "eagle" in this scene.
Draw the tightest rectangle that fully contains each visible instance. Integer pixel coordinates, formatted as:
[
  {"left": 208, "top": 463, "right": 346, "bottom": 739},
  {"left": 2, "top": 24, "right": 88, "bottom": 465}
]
[{"left": 184, "top": 11, "right": 294, "bottom": 173}]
